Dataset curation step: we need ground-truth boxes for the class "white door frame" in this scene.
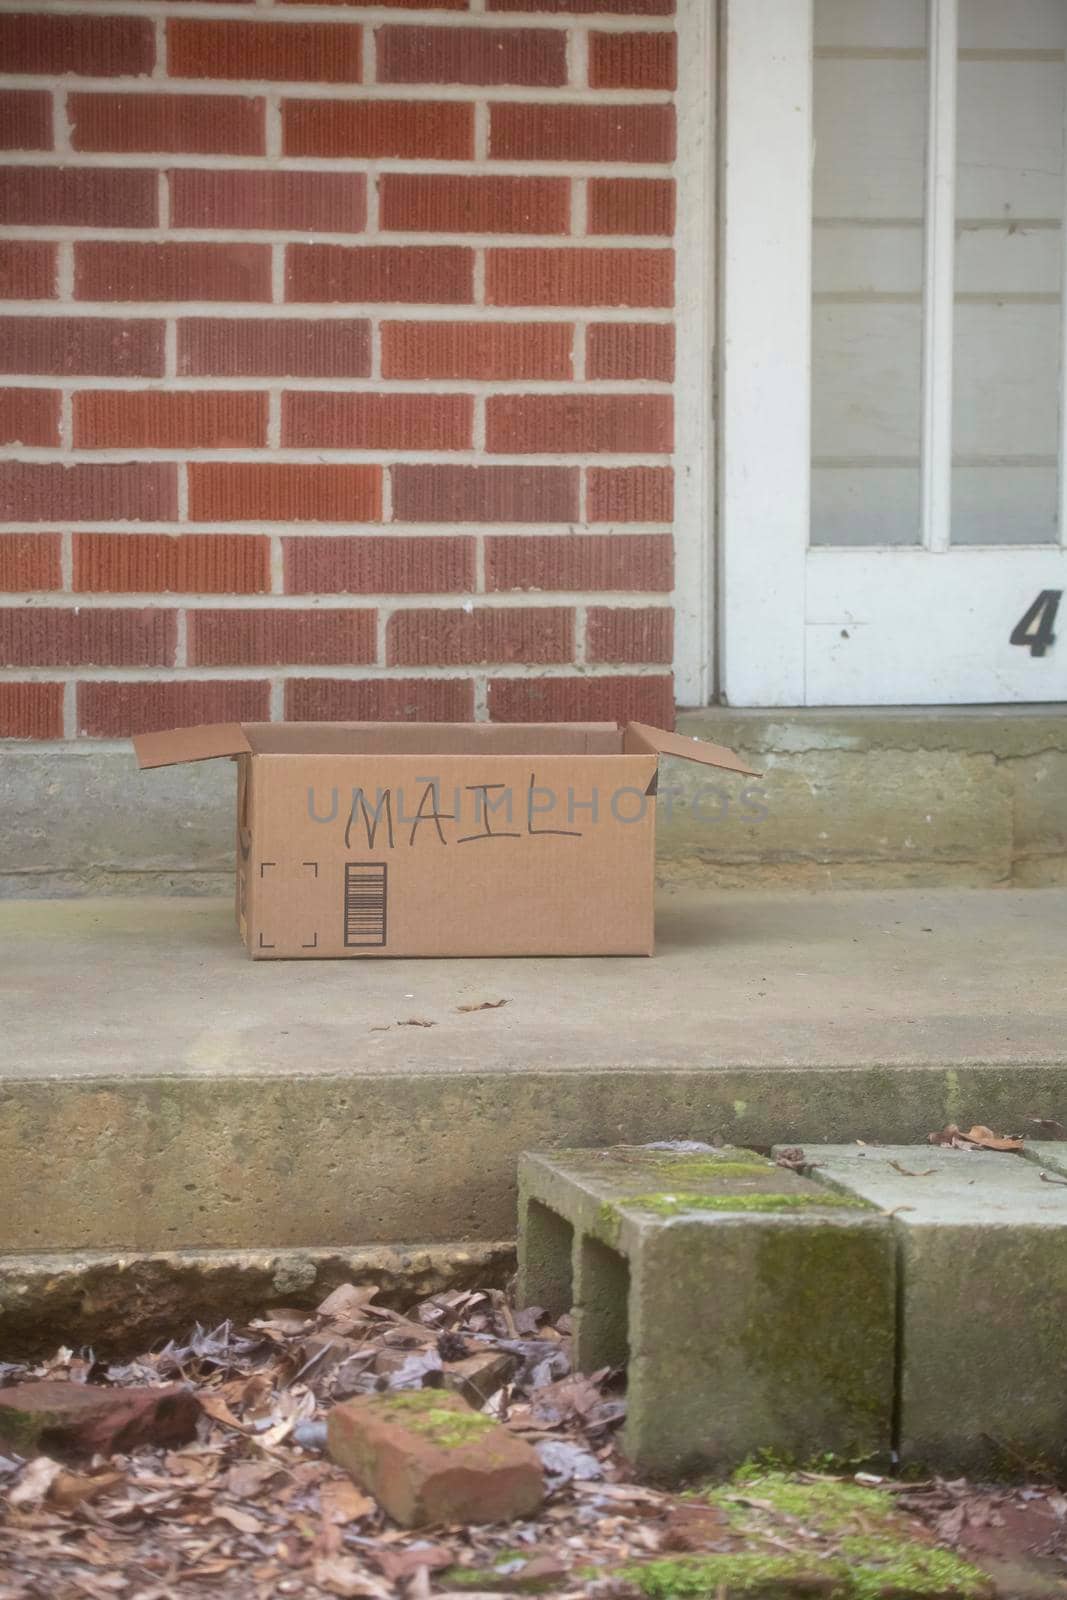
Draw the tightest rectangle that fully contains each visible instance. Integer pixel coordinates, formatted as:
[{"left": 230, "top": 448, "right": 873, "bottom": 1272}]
[{"left": 718, "top": 0, "right": 1067, "bottom": 707}]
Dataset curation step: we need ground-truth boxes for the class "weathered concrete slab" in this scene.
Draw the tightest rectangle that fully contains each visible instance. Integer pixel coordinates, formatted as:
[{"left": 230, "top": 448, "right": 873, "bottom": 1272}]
[
  {"left": 4, "top": 707, "right": 1065, "bottom": 896},
  {"left": 1, "top": 891, "right": 1065, "bottom": 1253},
  {"left": 801, "top": 1145, "right": 1067, "bottom": 1475},
  {"left": 518, "top": 1146, "right": 895, "bottom": 1480}
]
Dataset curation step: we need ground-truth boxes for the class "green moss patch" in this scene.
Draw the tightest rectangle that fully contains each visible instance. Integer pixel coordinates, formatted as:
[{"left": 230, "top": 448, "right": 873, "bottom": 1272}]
[
  {"left": 373, "top": 1390, "right": 496, "bottom": 1450},
  {"left": 623, "top": 1191, "right": 868, "bottom": 1217}
]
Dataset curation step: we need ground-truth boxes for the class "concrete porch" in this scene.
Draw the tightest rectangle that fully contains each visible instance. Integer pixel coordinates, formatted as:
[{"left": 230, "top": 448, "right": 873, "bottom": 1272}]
[{"left": 2, "top": 886, "right": 1064, "bottom": 1262}]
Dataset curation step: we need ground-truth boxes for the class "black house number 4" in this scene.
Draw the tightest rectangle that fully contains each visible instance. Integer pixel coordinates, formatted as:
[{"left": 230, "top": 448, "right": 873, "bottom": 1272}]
[{"left": 1009, "top": 590, "right": 1061, "bottom": 658}]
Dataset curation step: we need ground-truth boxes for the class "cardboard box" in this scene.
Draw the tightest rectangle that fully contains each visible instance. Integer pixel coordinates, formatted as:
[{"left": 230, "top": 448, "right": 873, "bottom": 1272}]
[{"left": 134, "top": 721, "right": 757, "bottom": 959}]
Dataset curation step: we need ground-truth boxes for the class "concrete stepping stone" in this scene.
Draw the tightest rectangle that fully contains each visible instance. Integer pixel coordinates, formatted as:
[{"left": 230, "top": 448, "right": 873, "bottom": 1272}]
[
  {"left": 517, "top": 1145, "right": 896, "bottom": 1481},
  {"left": 797, "top": 1144, "right": 1067, "bottom": 1476}
]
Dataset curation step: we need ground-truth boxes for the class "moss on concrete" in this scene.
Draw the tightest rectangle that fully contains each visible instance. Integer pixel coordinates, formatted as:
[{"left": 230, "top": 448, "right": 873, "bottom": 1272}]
[
  {"left": 594, "top": 1201, "right": 622, "bottom": 1248},
  {"left": 374, "top": 1390, "right": 496, "bottom": 1450},
  {"left": 625, "top": 1191, "right": 869, "bottom": 1217}
]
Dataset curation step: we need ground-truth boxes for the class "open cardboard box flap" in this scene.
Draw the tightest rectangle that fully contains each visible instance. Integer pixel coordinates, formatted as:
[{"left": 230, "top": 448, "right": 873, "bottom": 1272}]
[{"left": 134, "top": 719, "right": 759, "bottom": 776}]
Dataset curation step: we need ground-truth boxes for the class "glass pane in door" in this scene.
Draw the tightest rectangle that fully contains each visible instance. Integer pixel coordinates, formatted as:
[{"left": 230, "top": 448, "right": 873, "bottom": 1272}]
[
  {"left": 952, "top": 0, "right": 1065, "bottom": 544},
  {"left": 811, "top": 0, "right": 928, "bottom": 545}
]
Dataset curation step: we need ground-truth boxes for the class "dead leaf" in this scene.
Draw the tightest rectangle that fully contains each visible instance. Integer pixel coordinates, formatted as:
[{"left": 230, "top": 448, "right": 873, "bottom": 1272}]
[
  {"left": 9, "top": 1456, "right": 63, "bottom": 1508},
  {"left": 213, "top": 1503, "right": 264, "bottom": 1535},
  {"left": 226, "top": 1459, "right": 282, "bottom": 1497},
  {"left": 372, "top": 1545, "right": 453, "bottom": 1582},
  {"left": 456, "top": 999, "right": 509, "bottom": 1013},
  {"left": 50, "top": 1468, "right": 124, "bottom": 1510},
  {"left": 313, "top": 1555, "right": 390, "bottom": 1598},
  {"left": 197, "top": 1394, "right": 247, "bottom": 1431},
  {"left": 318, "top": 1283, "right": 380, "bottom": 1327},
  {"left": 889, "top": 1161, "right": 936, "bottom": 1178},
  {"left": 320, "top": 1478, "right": 376, "bottom": 1524},
  {"left": 964, "top": 1125, "right": 1024, "bottom": 1152},
  {"left": 398, "top": 1018, "right": 435, "bottom": 1028}
]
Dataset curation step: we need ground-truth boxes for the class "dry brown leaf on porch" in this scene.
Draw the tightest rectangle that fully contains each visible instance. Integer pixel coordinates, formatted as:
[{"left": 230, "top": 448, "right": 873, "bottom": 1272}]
[
  {"left": 964, "top": 1126, "right": 1024, "bottom": 1152},
  {"left": 456, "top": 999, "right": 510, "bottom": 1012},
  {"left": 889, "top": 1161, "right": 936, "bottom": 1178}
]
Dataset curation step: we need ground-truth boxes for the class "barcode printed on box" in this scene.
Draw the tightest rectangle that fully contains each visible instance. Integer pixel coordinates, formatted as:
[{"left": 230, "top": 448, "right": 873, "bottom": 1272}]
[{"left": 344, "top": 863, "right": 388, "bottom": 948}]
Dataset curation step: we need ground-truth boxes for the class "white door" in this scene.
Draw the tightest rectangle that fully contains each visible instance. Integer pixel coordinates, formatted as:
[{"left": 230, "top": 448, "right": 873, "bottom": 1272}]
[{"left": 720, "top": 0, "right": 1067, "bottom": 706}]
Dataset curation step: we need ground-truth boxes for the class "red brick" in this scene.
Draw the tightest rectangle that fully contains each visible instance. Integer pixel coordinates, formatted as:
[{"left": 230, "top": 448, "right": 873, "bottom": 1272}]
[
  {"left": 490, "top": 103, "right": 674, "bottom": 163},
  {"left": 283, "top": 393, "right": 472, "bottom": 451},
  {"left": 488, "top": 674, "right": 674, "bottom": 726},
  {"left": 589, "top": 30, "right": 676, "bottom": 88},
  {"left": 485, "top": 532, "right": 672, "bottom": 591},
  {"left": 189, "top": 608, "right": 376, "bottom": 667},
  {"left": 0, "top": 243, "right": 55, "bottom": 300},
  {"left": 379, "top": 174, "right": 568, "bottom": 235},
  {"left": 74, "top": 391, "right": 266, "bottom": 450},
  {"left": 587, "top": 465, "right": 673, "bottom": 522},
  {"left": 179, "top": 318, "right": 371, "bottom": 379},
  {"left": 377, "top": 25, "right": 564, "bottom": 86},
  {"left": 588, "top": 178, "right": 674, "bottom": 237},
  {"left": 0, "top": 388, "right": 59, "bottom": 447},
  {"left": 285, "top": 677, "right": 473, "bottom": 722},
  {"left": 0, "top": 533, "right": 62, "bottom": 592},
  {"left": 76, "top": 243, "right": 271, "bottom": 303},
  {"left": 492, "top": 0, "right": 671, "bottom": 9},
  {"left": 0, "top": 14, "right": 154, "bottom": 77},
  {"left": 389, "top": 605, "right": 572, "bottom": 666},
  {"left": 284, "top": 99, "right": 472, "bottom": 160},
  {"left": 0, "top": 607, "right": 176, "bottom": 667},
  {"left": 189, "top": 463, "right": 382, "bottom": 523},
  {"left": 287, "top": 245, "right": 472, "bottom": 305},
  {"left": 0, "top": 318, "right": 164, "bottom": 377},
  {"left": 171, "top": 170, "right": 366, "bottom": 233},
  {"left": 70, "top": 94, "right": 263, "bottom": 157},
  {"left": 75, "top": 533, "right": 270, "bottom": 594},
  {"left": 285, "top": 535, "right": 474, "bottom": 595},
  {"left": 382, "top": 321, "right": 572, "bottom": 380},
  {"left": 169, "top": 19, "right": 361, "bottom": 83},
  {"left": 0, "top": 92, "right": 52, "bottom": 151},
  {"left": 0, "top": 682, "right": 62, "bottom": 739},
  {"left": 587, "top": 321, "right": 674, "bottom": 380},
  {"left": 392, "top": 464, "right": 578, "bottom": 523},
  {"left": 0, "top": 167, "right": 156, "bottom": 228},
  {"left": 487, "top": 394, "right": 672, "bottom": 454},
  {"left": 586, "top": 604, "right": 672, "bottom": 662},
  {"left": 78, "top": 679, "right": 269, "bottom": 738},
  {"left": 487, "top": 248, "right": 673, "bottom": 307},
  {"left": 0, "top": 463, "right": 176, "bottom": 522}
]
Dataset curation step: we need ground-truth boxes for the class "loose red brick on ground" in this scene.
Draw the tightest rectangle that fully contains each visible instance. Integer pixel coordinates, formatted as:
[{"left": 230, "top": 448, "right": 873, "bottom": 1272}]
[
  {"left": 284, "top": 535, "right": 475, "bottom": 595},
  {"left": 379, "top": 174, "right": 569, "bottom": 235},
  {"left": 0, "top": 387, "right": 59, "bottom": 447},
  {"left": 381, "top": 321, "right": 572, "bottom": 381},
  {"left": 188, "top": 462, "right": 382, "bottom": 523},
  {"left": 486, "top": 248, "right": 673, "bottom": 308},
  {"left": 74, "top": 391, "right": 266, "bottom": 450},
  {"left": 388, "top": 605, "right": 573, "bottom": 665},
  {"left": 76, "top": 243, "right": 271, "bottom": 304},
  {"left": 0, "top": 682, "right": 63, "bottom": 739},
  {"left": 0, "top": 167, "right": 157, "bottom": 228},
  {"left": 0, "top": 318, "right": 165, "bottom": 378},
  {"left": 178, "top": 318, "right": 371, "bottom": 379},
  {"left": 0, "top": 533, "right": 61, "bottom": 592},
  {"left": 588, "top": 465, "right": 674, "bottom": 522},
  {"left": 0, "top": 1383, "right": 198, "bottom": 1460},
  {"left": 485, "top": 532, "right": 673, "bottom": 592},
  {"left": 587, "top": 605, "right": 673, "bottom": 663},
  {"left": 376, "top": 25, "right": 566, "bottom": 87},
  {"left": 170, "top": 171, "right": 366, "bottom": 234},
  {"left": 286, "top": 677, "right": 473, "bottom": 722},
  {"left": 487, "top": 394, "right": 673, "bottom": 454},
  {"left": 283, "top": 392, "right": 472, "bottom": 451},
  {"left": 78, "top": 679, "right": 270, "bottom": 738},
  {"left": 188, "top": 608, "right": 376, "bottom": 667},
  {"left": 0, "top": 242, "right": 55, "bottom": 299},
  {"left": 287, "top": 244, "right": 473, "bottom": 305},
  {"left": 167, "top": 19, "right": 362, "bottom": 84},
  {"left": 391, "top": 464, "right": 578, "bottom": 523},
  {"left": 588, "top": 178, "right": 675, "bottom": 237},
  {"left": 489, "top": 673, "right": 675, "bottom": 726},
  {"left": 69, "top": 94, "right": 264, "bottom": 157},
  {"left": 284, "top": 99, "right": 473, "bottom": 160},
  {"left": 0, "top": 606, "right": 176, "bottom": 668},
  {"left": 75, "top": 533, "right": 270, "bottom": 595},
  {"left": 0, "top": 91, "right": 52, "bottom": 151},
  {"left": 587, "top": 322, "right": 675, "bottom": 381}
]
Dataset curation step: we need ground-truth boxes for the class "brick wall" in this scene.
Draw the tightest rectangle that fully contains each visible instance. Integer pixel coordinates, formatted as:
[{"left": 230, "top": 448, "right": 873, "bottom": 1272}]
[{"left": 0, "top": 0, "right": 678, "bottom": 742}]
